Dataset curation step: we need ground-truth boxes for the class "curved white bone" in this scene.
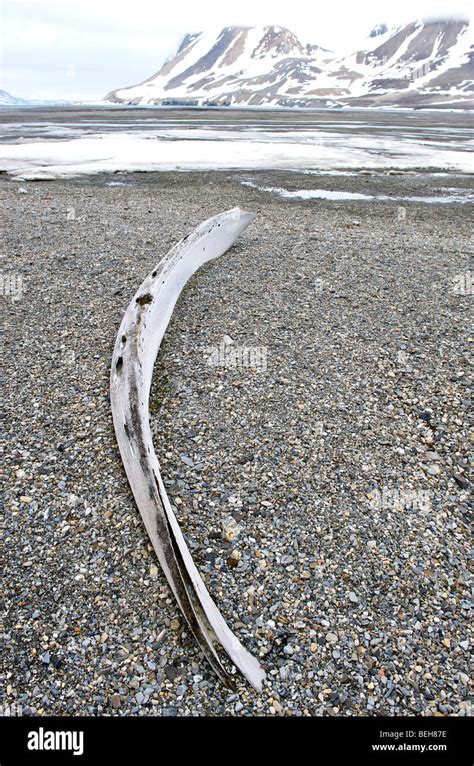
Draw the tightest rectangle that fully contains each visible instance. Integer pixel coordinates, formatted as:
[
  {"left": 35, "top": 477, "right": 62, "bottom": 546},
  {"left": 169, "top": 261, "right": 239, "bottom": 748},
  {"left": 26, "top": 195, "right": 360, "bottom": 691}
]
[{"left": 110, "top": 208, "right": 265, "bottom": 691}]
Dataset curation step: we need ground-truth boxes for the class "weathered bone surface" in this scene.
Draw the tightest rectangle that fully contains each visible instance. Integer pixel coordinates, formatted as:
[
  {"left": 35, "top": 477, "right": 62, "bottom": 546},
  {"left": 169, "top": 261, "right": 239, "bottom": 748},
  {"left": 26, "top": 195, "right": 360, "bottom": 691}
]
[{"left": 110, "top": 208, "right": 265, "bottom": 691}]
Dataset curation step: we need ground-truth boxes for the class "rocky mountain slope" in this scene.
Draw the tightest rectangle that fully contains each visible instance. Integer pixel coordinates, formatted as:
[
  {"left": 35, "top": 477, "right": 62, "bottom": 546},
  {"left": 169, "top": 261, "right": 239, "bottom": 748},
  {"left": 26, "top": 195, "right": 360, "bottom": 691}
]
[
  {"left": 0, "top": 89, "right": 28, "bottom": 106},
  {"left": 105, "top": 19, "right": 473, "bottom": 108}
]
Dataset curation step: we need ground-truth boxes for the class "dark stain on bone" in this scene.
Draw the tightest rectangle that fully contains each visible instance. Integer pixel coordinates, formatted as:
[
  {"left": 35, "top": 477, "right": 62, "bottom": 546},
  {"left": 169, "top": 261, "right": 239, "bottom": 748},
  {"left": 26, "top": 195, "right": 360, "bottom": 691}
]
[
  {"left": 115, "top": 356, "right": 123, "bottom": 371},
  {"left": 136, "top": 293, "right": 153, "bottom": 306}
]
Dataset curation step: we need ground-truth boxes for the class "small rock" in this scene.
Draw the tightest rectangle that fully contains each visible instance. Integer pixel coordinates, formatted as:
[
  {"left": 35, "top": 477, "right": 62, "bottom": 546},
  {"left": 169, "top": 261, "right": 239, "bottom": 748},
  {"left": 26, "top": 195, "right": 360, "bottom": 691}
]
[
  {"left": 423, "top": 689, "right": 435, "bottom": 701},
  {"left": 222, "top": 515, "right": 241, "bottom": 542},
  {"left": 279, "top": 666, "right": 290, "bottom": 681},
  {"left": 438, "top": 704, "right": 452, "bottom": 714},
  {"left": 110, "top": 694, "right": 121, "bottom": 710},
  {"left": 453, "top": 475, "right": 469, "bottom": 489},
  {"left": 348, "top": 591, "right": 359, "bottom": 604},
  {"left": 326, "top": 632, "right": 338, "bottom": 644},
  {"left": 165, "top": 665, "right": 178, "bottom": 681}
]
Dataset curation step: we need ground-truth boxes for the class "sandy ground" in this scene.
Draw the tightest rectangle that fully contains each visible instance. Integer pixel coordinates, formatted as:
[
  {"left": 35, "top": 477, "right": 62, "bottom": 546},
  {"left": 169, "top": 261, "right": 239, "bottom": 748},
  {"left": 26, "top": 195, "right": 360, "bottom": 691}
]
[{"left": 1, "top": 169, "right": 472, "bottom": 716}]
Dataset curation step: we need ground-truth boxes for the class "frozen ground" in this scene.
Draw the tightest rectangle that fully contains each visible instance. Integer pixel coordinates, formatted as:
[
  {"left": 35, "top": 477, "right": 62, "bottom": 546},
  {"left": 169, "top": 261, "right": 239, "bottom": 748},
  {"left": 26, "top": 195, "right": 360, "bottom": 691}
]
[{"left": 0, "top": 106, "right": 472, "bottom": 179}]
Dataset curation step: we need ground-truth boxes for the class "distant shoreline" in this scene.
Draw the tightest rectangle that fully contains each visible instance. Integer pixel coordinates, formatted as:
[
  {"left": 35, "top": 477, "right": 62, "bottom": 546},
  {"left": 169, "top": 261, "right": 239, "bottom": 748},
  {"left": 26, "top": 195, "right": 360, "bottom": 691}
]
[{"left": 2, "top": 102, "right": 474, "bottom": 112}]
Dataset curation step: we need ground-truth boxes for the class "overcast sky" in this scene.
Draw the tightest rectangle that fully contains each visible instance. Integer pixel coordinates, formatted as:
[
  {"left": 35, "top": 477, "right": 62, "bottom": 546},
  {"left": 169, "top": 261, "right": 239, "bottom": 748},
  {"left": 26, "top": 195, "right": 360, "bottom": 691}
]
[{"left": 0, "top": 0, "right": 471, "bottom": 100}]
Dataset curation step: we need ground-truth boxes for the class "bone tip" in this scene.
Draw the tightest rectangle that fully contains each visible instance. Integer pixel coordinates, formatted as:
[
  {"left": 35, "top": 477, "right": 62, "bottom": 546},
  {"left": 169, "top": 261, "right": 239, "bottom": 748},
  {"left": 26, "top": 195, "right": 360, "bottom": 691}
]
[
  {"left": 248, "top": 665, "right": 266, "bottom": 693},
  {"left": 229, "top": 206, "right": 256, "bottom": 224}
]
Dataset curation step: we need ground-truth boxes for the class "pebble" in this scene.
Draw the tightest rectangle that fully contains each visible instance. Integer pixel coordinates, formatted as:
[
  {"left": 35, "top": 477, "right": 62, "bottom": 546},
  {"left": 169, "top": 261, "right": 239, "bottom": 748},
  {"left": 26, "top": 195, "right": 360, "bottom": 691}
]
[
  {"left": 222, "top": 515, "right": 242, "bottom": 542},
  {"left": 348, "top": 591, "right": 359, "bottom": 603}
]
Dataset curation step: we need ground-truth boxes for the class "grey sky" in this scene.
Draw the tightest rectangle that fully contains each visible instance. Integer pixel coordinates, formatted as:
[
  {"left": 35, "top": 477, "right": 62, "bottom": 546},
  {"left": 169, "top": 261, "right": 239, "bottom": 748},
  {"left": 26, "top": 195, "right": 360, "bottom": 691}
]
[{"left": 0, "top": 0, "right": 471, "bottom": 100}]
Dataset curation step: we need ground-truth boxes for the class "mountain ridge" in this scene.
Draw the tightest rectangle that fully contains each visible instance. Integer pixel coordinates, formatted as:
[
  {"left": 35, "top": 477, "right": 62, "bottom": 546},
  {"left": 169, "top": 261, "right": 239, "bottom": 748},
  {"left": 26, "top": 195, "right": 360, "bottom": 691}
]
[
  {"left": 0, "top": 89, "right": 28, "bottom": 106},
  {"left": 105, "top": 18, "right": 473, "bottom": 109}
]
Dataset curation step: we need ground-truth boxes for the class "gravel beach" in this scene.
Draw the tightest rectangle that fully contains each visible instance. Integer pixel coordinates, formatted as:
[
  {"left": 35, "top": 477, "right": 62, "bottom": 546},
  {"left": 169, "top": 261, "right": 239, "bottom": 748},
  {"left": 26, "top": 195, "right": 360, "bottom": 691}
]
[{"left": 2, "top": 169, "right": 472, "bottom": 716}]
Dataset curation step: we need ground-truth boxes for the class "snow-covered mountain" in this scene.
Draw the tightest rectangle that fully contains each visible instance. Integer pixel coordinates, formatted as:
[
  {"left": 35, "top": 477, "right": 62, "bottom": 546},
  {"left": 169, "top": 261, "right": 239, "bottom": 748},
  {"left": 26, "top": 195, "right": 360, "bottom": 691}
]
[
  {"left": 106, "top": 19, "right": 473, "bottom": 108},
  {"left": 0, "top": 89, "right": 28, "bottom": 106}
]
